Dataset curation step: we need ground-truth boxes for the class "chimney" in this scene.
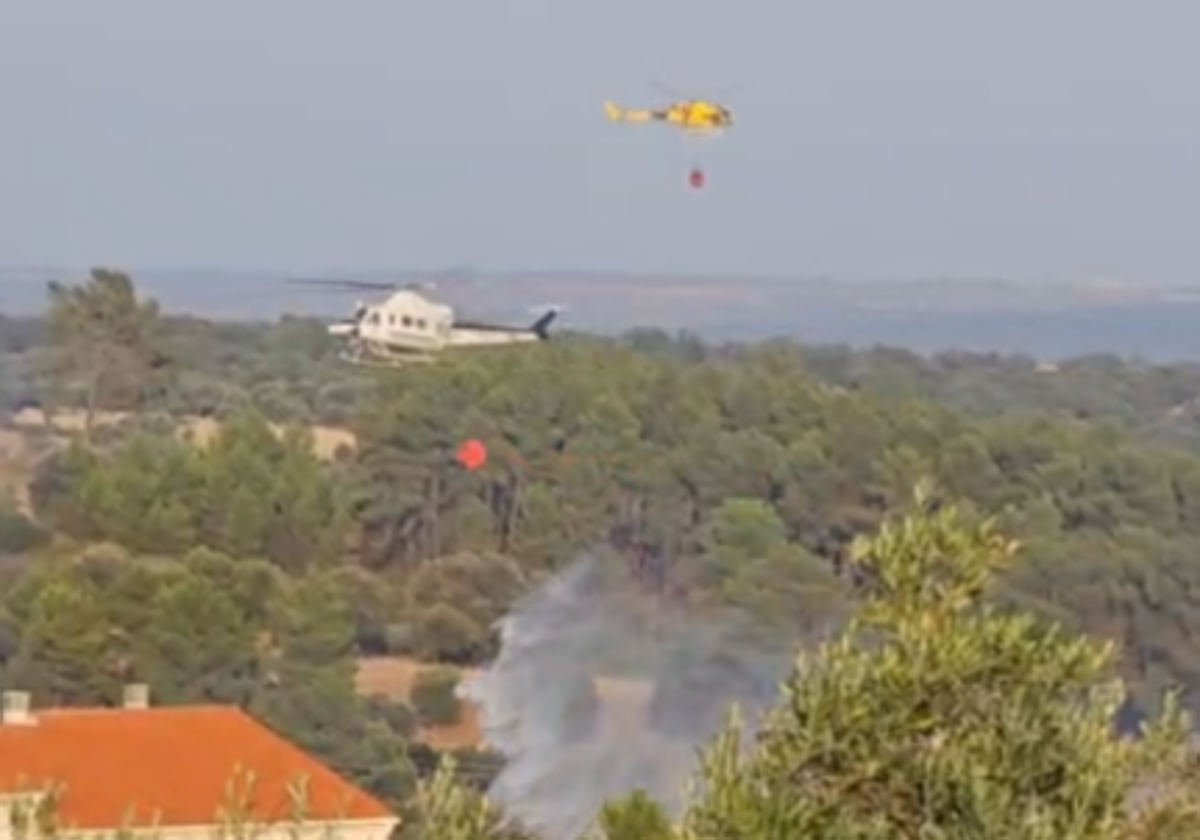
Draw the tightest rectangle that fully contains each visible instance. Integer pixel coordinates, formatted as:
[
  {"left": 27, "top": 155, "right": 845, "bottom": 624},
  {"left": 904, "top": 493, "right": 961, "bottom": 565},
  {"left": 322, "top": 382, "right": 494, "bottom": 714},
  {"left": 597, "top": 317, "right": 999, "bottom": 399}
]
[
  {"left": 122, "top": 683, "right": 149, "bottom": 710},
  {"left": 2, "top": 691, "right": 33, "bottom": 725}
]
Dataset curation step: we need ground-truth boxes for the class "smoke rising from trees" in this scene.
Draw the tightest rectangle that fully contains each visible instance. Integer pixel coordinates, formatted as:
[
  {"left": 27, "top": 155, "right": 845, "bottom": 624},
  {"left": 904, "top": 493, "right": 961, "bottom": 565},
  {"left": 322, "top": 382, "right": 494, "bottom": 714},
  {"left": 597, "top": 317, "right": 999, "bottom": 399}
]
[{"left": 460, "top": 554, "right": 793, "bottom": 840}]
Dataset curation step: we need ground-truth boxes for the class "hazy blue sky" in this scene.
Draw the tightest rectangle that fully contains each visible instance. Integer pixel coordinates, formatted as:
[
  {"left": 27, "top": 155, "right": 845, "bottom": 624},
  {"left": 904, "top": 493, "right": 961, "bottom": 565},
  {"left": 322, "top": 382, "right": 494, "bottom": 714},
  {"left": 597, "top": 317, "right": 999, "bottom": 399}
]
[{"left": 2, "top": 2, "right": 1199, "bottom": 283}]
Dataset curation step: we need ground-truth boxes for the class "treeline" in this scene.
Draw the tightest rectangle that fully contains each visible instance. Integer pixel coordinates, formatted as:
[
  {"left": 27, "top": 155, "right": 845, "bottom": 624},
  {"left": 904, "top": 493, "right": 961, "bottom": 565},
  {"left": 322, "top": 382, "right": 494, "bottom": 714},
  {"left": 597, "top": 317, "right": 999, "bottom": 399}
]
[
  {"left": 11, "top": 281, "right": 1200, "bottom": 449},
  {"left": 7, "top": 277, "right": 1200, "bottom": 711},
  {"left": 797, "top": 342, "right": 1200, "bottom": 450}
]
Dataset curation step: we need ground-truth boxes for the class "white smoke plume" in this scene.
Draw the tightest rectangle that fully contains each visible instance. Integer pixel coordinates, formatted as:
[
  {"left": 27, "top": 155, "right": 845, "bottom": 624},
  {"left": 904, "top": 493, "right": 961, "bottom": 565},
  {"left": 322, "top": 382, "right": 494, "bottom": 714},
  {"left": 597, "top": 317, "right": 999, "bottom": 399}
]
[{"left": 460, "top": 554, "right": 794, "bottom": 840}]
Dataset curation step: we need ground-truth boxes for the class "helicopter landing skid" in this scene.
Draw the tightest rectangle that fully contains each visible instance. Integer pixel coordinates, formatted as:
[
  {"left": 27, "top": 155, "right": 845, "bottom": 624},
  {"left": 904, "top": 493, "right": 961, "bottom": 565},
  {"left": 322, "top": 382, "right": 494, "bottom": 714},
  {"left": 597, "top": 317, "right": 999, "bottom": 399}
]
[{"left": 339, "top": 349, "right": 433, "bottom": 369}]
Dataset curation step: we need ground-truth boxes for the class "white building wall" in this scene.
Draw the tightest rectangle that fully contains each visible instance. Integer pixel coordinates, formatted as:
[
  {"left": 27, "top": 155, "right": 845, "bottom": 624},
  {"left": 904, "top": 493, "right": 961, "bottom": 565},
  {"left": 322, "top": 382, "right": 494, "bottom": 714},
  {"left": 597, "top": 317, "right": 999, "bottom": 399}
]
[{"left": 1, "top": 814, "right": 398, "bottom": 840}]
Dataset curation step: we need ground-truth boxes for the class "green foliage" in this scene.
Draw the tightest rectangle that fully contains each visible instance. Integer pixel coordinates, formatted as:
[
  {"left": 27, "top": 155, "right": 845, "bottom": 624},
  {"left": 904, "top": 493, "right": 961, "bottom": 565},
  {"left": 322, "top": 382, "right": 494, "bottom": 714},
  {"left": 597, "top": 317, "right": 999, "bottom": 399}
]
[
  {"left": 253, "top": 570, "right": 374, "bottom": 774},
  {"left": 33, "top": 408, "right": 344, "bottom": 569},
  {"left": 405, "top": 553, "right": 526, "bottom": 663},
  {"left": 678, "top": 482, "right": 1200, "bottom": 840},
  {"left": 5, "top": 569, "right": 119, "bottom": 704},
  {"left": 407, "top": 754, "right": 533, "bottom": 840},
  {"left": 447, "top": 747, "right": 507, "bottom": 793},
  {"left": 596, "top": 790, "right": 676, "bottom": 840},
  {"left": 705, "top": 497, "right": 787, "bottom": 570},
  {"left": 139, "top": 549, "right": 270, "bottom": 704},
  {"left": 803, "top": 343, "right": 1200, "bottom": 453},
  {"left": 43, "top": 269, "right": 166, "bottom": 436},
  {"left": 0, "top": 499, "right": 48, "bottom": 555},
  {"left": 365, "top": 694, "right": 420, "bottom": 740},
  {"left": 337, "top": 568, "right": 404, "bottom": 655},
  {"left": 409, "top": 667, "right": 463, "bottom": 727},
  {"left": 411, "top": 602, "right": 488, "bottom": 665}
]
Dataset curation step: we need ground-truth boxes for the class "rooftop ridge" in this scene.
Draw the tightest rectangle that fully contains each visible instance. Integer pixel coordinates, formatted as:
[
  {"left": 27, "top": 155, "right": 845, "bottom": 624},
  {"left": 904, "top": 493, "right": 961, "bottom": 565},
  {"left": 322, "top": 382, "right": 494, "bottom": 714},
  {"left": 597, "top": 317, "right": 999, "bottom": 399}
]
[{"left": 0, "top": 700, "right": 394, "bottom": 829}]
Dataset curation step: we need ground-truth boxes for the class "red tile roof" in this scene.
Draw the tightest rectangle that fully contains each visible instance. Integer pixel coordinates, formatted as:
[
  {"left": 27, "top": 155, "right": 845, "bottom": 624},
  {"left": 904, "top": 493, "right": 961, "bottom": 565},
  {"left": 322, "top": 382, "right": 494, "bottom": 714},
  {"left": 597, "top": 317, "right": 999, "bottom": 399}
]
[{"left": 0, "top": 705, "right": 395, "bottom": 830}]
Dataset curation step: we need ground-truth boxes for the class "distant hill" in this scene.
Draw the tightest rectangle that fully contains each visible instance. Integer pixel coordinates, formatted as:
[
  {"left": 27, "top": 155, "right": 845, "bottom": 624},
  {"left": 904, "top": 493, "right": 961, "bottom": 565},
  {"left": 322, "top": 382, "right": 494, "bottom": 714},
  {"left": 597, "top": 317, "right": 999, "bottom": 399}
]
[{"left": 4, "top": 269, "right": 1200, "bottom": 360}]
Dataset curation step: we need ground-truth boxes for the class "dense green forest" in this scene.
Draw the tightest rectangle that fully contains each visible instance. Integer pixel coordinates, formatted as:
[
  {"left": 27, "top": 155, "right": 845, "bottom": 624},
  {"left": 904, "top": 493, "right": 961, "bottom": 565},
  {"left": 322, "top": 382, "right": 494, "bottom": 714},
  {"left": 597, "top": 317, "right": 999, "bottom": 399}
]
[{"left": 7, "top": 271, "right": 1200, "bottom": 835}]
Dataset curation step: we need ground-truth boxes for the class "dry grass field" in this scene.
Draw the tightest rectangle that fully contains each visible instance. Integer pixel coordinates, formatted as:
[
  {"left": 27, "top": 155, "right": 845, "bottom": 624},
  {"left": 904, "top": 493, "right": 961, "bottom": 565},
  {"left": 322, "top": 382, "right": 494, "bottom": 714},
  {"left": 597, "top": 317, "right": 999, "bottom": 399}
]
[
  {"left": 0, "top": 427, "right": 34, "bottom": 515},
  {"left": 0, "top": 409, "right": 357, "bottom": 517},
  {"left": 354, "top": 656, "right": 654, "bottom": 750},
  {"left": 7, "top": 408, "right": 356, "bottom": 459},
  {"left": 356, "top": 657, "right": 487, "bottom": 749},
  {"left": 0, "top": 403, "right": 360, "bottom": 546}
]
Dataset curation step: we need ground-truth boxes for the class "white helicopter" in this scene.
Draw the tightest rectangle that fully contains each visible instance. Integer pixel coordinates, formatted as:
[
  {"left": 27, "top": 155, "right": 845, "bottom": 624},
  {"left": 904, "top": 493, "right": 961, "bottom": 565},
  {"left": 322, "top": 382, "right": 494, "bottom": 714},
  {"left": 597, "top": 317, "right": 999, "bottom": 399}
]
[{"left": 288, "top": 277, "right": 558, "bottom": 367}]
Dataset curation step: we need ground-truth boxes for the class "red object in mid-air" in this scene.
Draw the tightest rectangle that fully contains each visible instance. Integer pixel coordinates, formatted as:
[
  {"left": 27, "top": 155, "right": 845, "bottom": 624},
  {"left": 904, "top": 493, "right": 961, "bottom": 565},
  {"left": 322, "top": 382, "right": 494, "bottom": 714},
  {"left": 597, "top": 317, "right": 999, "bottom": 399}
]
[
  {"left": 455, "top": 439, "right": 488, "bottom": 471},
  {"left": 688, "top": 168, "right": 706, "bottom": 189}
]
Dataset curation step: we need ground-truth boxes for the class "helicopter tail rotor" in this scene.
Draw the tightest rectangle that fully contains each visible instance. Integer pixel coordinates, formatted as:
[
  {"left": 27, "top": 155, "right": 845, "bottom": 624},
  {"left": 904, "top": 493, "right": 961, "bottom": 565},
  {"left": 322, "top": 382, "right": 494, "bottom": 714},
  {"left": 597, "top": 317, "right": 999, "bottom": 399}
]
[{"left": 529, "top": 309, "right": 558, "bottom": 341}]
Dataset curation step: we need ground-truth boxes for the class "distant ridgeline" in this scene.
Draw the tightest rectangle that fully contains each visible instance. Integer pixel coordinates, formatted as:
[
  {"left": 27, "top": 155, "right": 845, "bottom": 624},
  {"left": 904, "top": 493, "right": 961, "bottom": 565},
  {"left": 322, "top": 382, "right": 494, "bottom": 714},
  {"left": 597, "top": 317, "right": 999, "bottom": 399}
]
[
  {"left": 9, "top": 273, "right": 1200, "bottom": 359},
  {"left": 700, "top": 299, "right": 1200, "bottom": 361}
]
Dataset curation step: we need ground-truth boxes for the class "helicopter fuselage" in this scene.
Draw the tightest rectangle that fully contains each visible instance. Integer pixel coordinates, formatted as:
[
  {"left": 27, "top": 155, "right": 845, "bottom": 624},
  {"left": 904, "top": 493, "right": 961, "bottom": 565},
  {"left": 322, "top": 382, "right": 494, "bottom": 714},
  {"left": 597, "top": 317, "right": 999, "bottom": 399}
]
[
  {"left": 660, "top": 100, "right": 732, "bottom": 132},
  {"left": 328, "top": 288, "right": 555, "bottom": 366}
]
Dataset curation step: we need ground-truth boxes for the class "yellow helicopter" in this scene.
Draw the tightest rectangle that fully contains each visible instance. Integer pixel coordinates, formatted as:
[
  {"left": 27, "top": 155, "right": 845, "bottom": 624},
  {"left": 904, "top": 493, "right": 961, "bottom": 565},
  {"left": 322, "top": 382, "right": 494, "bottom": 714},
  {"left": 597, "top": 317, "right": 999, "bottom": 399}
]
[
  {"left": 604, "top": 98, "right": 733, "bottom": 135},
  {"left": 605, "top": 82, "right": 736, "bottom": 188}
]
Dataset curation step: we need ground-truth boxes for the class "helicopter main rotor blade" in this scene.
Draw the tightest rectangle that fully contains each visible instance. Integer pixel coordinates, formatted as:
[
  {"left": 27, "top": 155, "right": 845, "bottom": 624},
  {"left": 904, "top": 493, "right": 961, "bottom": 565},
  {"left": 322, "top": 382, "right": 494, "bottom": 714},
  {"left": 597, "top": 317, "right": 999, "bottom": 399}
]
[
  {"left": 711, "top": 82, "right": 747, "bottom": 99},
  {"left": 285, "top": 277, "right": 400, "bottom": 292},
  {"left": 649, "top": 77, "right": 745, "bottom": 104},
  {"left": 649, "top": 77, "right": 693, "bottom": 101}
]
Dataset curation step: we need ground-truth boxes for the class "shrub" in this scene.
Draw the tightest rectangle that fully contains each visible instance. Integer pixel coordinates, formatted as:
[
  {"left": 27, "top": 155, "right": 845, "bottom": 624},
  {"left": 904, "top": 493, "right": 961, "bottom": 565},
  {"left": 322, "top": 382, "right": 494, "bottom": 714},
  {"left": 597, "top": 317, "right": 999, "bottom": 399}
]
[
  {"left": 412, "top": 602, "right": 488, "bottom": 665},
  {"left": 410, "top": 667, "right": 463, "bottom": 727},
  {"left": 448, "top": 747, "right": 505, "bottom": 792},
  {"left": 365, "top": 694, "right": 419, "bottom": 740},
  {"left": 0, "top": 503, "right": 48, "bottom": 555}
]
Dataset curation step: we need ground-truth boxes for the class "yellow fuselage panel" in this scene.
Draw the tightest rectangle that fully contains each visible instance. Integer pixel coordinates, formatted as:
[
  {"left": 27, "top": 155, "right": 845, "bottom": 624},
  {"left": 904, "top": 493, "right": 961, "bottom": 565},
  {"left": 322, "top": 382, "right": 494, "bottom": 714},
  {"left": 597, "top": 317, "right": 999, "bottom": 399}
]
[{"left": 665, "top": 101, "right": 727, "bottom": 129}]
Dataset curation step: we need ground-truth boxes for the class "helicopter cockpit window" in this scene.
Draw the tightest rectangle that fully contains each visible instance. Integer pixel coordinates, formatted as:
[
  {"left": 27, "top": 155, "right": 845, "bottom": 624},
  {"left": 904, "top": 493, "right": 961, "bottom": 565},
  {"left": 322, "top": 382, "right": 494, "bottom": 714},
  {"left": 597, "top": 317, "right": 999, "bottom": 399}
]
[
  {"left": 368, "top": 312, "right": 380, "bottom": 326},
  {"left": 402, "top": 316, "right": 413, "bottom": 327}
]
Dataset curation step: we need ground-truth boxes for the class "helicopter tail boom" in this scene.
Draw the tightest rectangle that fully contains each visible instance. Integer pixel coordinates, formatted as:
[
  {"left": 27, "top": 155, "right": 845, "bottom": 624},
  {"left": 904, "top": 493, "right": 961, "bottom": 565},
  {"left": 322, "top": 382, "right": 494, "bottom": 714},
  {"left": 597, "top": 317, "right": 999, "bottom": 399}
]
[
  {"left": 445, "top": 309, "right": 557, "bottom": 348},
  {"left": 605, "top": 101, "right": 655, "bottom": 124}
]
